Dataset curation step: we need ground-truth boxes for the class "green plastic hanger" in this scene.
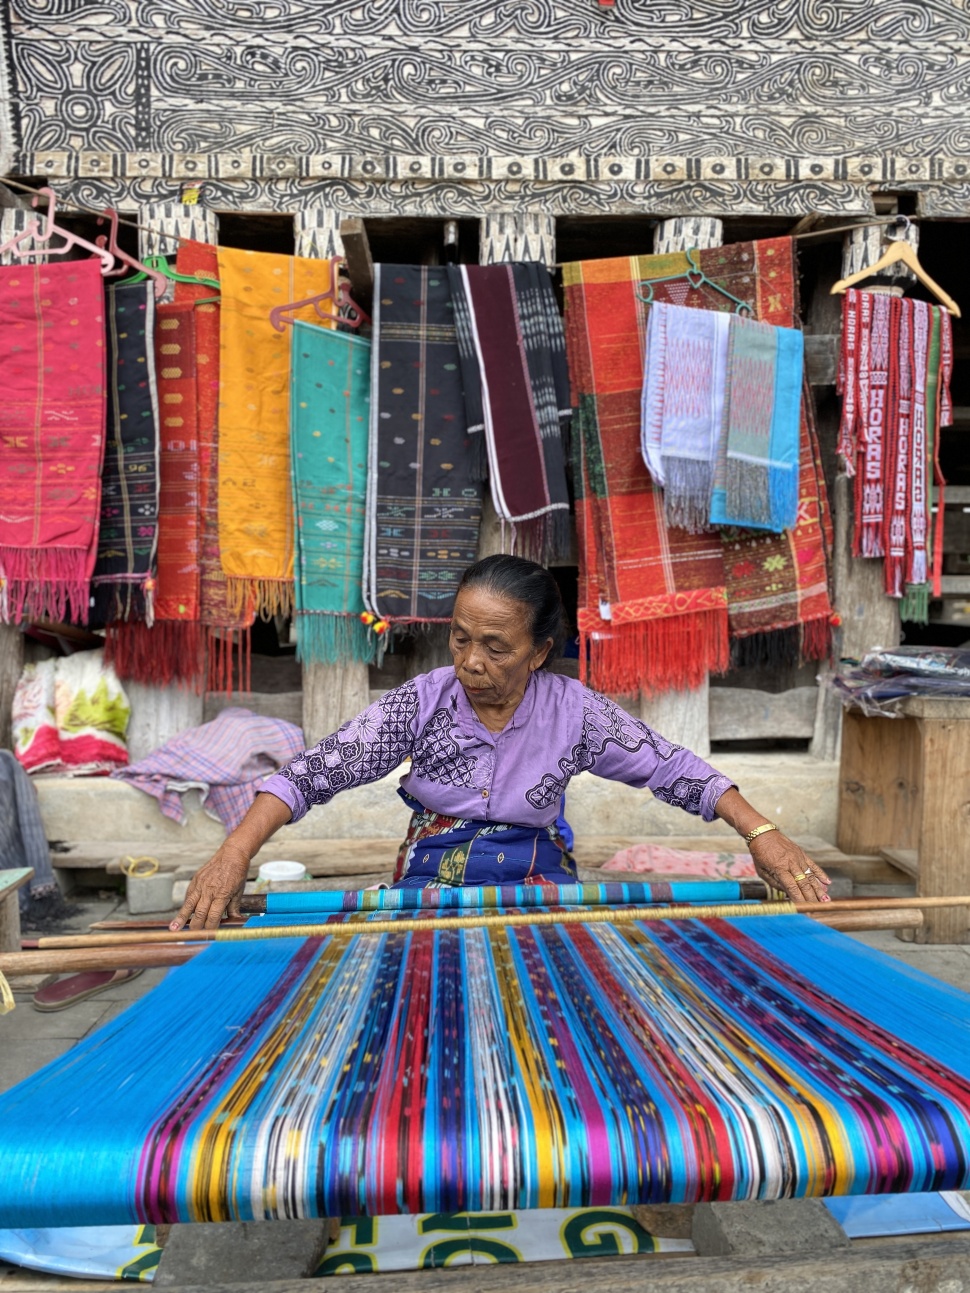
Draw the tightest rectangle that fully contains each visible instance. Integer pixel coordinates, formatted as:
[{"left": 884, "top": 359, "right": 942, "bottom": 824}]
[
  {"left": 123, "top": 254, "right": 220, "bottom": 290},
  {"left": 637, "top": 247, "right": 752, "bottom": 315}
]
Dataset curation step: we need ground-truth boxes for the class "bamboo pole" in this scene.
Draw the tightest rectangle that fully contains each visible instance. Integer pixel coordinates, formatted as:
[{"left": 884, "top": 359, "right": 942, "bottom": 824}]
[
  {"left": 31, "top": 893, "right": 970, "bottom": 953},
  {"left": 2, "top": 904, "right": 942, "bottom": 977},
  {"left": 0, "top": 946, "right": 200, "bottom": 978}
]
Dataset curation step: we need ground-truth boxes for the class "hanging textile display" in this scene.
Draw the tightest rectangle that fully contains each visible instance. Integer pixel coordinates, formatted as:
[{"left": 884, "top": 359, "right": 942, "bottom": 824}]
[
  {"left": 838, "top": 289, "right": 952, "bottom": 617},
  {"left": 290, "top": 320, "right": 374, "bottom": 666},
  {"left": 563, "top": 252, "right": 729, "bottom": 695},
  {"left": 104, "top": 302, "right": 204, "bottom": 688},
  {"left": 703, "top": 239, "right": 834, "bottom": 661},
  {"left": 5, "top": 898, "right": 970, "bottom": 1225},
  {"left": 708, "top": 316, "right": 803, "bottom": 533},
  {"left": 12, "top": 650, "right": 129, "bottom": 775},
  {"left": 174, "top": 239, "right": 253, "bottom": 693},
  {"left": 641, "top": 303, "right": 729, "bottom": 533},
  {"left": 216, "top": 248, "right": 336, "bottom": 619},
  {"left": 365, "top": 265, "right": 482, "bottom": 624},
  {"left": 90, "top": 281, "right": 160, "bottom": 627},
  {"left": 0, "top": 259, "right": 107, "bottom": 625},
  {"left": 449, "top": 262, "right": 571, "bottom": 562}
]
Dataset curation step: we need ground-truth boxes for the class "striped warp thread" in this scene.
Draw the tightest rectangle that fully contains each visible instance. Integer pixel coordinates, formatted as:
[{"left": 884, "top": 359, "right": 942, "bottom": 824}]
[{"left": 2, "top": 910, "right": 970, "bottom": 1225}]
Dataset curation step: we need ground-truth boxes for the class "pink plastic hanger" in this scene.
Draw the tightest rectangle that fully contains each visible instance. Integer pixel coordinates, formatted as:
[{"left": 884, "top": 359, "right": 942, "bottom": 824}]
[
  {"left": 269, "top": 257, "right": 371, "bottom": 332},
  {"left": 94, "top": 208, "right": 167, "bottom": 298},
  {"left": 0, "top": 188, "right": 115, "bottom": 273}
]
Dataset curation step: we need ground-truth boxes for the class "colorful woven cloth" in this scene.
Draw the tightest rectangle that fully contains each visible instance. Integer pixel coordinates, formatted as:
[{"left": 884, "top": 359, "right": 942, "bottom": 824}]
[
  {"left": 174, "top": 240, "right": 253, "bottom": 693},
  {"left": 393, "top": 789, "right": 577, "bottom": 887},
  {"left": 105, "top": 301, "right": 204, "bottom": 687},
  {"left": 603, "top": 843, "right": 756, "bottom": 879},
  {"left": 709, "top": 315, "right": 803, "bottom": 533},
  {"left": 217, "top": 248, "right": 336, "bottom": 618},
  {"left": 838, "top": 289, "right": 953, "bottom": 609},
  {"left": 450, "top": 263, "right": 571, "bottom": 561},
  {"left": 366, "top": 265, "right": 483, "bottom": 623},
  {"left": 0, "top": 260, "right": 106, "bottom": 624},
  {"left": 290, "top": 321, "right": 374, "bottom": 666},
  {"left": 111, "top": 707, "right": 304, "bottom": 832},
  {"left": 12, "top": 650, "right": 129, "bottom": 775},
  {"left": 563, "top": 252, "right": 729, "bottom": 695},
  {"left": 0, "top": 749, "right": 58, "bottom": 906},
  {"left": 706, "top": 239, "right": 833, "bottom": 656},
  {"left": 90, "top": 282, "right": 160, "bottom": 626},
  {"left": 641, "top": 303, "right": 729, "bottom": 533},
  {"left": 4, "top": 902, "right": 970, "bottom": 1224}
]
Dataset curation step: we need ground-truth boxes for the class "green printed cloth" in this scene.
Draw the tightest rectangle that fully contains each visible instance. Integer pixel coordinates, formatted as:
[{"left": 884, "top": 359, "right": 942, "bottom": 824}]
[{"left": 290, "top": 322, "right": 375, "bottom": 665}]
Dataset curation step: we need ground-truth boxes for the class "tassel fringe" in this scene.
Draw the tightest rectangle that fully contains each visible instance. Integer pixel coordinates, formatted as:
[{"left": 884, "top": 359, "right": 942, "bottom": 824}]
[
  {"left": 226, "top": 577, "right": 293, "bottom": 621},
  {"left": 105, "top": 620, "right": 206, "bottom": 691},
  {"left": 206, "top": 628, "right": 252, "bottom": 697},
  {"left": 900, "top": 583, "right": 931, "bottom": 625},
  {"left": 581, "top": 609, "right": 730, "bottom": 697},
  {"left": 296, "top": 612, "right": 376, "bottom": 667},
  {"left": 0, "top": 546, "right": 91, "bottom": 625}
]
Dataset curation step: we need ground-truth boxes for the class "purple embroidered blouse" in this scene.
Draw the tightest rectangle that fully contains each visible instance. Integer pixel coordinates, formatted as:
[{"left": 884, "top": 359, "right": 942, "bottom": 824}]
[{"left": 261, "top": 667, "right": 735, "bottom": 829}]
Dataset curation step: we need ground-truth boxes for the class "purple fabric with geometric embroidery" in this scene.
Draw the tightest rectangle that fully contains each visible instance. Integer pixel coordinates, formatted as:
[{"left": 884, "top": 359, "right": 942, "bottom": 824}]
[{"left": 262, "top": 666, "right": 735, "bottom": 830}]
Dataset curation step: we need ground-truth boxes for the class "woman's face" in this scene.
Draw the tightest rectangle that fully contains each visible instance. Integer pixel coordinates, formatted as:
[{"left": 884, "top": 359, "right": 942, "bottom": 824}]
[{"left": 450, "top": 585, "right": 553, "bottom": 708}]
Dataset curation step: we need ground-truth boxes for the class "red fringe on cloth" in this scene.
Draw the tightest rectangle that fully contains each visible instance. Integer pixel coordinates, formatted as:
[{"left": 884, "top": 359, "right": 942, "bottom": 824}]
[
  {"left": 104, "top": 621, "right": 206, "bottom": 692},
  {"left": 580, "top": 609, "right": 730, "bottom": 697}
]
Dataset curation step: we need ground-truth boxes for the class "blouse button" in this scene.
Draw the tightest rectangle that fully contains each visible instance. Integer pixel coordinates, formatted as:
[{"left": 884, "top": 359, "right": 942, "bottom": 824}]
[{"left": 481, "top": 789, "right": 489, "bottom": 799}]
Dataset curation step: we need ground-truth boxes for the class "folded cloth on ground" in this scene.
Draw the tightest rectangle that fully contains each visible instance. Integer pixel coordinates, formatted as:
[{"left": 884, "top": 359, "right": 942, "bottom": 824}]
[
  {"left": 602, "top": 842, "right": 756, "bottom": 879},
  {"left": 12, "top": 650, "right": 129, "bottom": 776},
  {"left": 111, "top": 707, "right": 305, "bottom": 831},
  {"left": 0, "top": 749, "right": 58, "bottom": 911}
]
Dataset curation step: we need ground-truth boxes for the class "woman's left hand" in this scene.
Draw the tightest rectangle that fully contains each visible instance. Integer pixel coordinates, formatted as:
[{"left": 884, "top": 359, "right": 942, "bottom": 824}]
[{"left": 748, "top": 831, "right": 831, "bottom": 903}]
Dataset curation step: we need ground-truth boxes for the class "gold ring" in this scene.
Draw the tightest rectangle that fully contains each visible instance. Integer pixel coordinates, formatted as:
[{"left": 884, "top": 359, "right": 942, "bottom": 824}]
[{"left": 792, "top": 869, "right": 813, "bottom": 883}]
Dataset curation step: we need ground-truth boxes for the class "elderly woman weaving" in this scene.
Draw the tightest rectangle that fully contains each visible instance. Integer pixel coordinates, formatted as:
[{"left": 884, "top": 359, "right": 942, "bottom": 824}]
[{"left": 173, "top": 556, "right": 830, "bottom": 930}]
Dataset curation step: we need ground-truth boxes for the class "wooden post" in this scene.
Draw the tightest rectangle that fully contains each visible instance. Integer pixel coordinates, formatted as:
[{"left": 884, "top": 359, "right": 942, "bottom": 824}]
[
  {"left": 338, "top": 217, "right": 374, "bottom": 315},
  {"left": 296, "top": 209, "right": 372, "bottom": 743},
  {"left": 0, "top": 626, "right": 23, "bottom": 751},
  {"left": 637, "top": 218, "right": 725, "bottom": 757}
]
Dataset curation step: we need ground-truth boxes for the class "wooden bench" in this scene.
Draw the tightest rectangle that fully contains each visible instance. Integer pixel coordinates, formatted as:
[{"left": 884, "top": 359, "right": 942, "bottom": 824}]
[
  {"left": 838, "top": 695, "right": 970, "bottom": 943},
  {"left": 0, "top": 868, "right": 33, "bottom": 954}
]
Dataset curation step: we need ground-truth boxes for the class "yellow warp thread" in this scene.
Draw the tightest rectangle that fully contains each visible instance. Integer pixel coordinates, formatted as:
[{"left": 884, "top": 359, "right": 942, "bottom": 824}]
[
  {"left": 0, "top": 971, "right": 15, "bottom": 1014},
  {"left": 216, "top": 247, "right": 338, "bottom": 615},
  {"left": 214, "top": 901, "right": 797, "bottom": 940}
]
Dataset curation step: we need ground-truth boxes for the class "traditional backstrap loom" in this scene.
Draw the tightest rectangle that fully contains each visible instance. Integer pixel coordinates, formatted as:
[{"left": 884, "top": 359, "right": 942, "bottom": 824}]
[{"left": 2, "top": 884, "right": 970, "bottom": 1228}]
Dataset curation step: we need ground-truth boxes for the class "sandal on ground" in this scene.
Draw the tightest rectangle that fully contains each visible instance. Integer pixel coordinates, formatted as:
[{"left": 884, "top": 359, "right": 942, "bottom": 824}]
[{"left": 31, "top": 969, "right": 145, "bottom": 1013}]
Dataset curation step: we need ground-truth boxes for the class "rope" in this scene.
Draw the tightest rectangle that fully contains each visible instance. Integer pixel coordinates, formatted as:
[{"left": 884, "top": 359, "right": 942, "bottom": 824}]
[
  {"left": 120, "top": 856, "right": 160, "bottom": 879},
  {"left": 0, "top": 971, "right": 15, "bottom": 1015}
]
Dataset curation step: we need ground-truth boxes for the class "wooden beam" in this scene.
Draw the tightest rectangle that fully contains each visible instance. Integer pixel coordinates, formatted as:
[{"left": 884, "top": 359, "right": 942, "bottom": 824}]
[
  {"left": 708, "top": 686, "right": 817, "bottom": 741},
  {"left": 339, "top": 217, "right": 373, "bottom": 313},
  {"left": 0, "top": 625, "right": 24, "bottom": 750}
]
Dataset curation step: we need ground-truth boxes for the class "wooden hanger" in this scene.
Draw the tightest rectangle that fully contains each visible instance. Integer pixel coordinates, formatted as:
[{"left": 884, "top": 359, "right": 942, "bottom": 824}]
[{"left": 831, "top": 226, "right": 961, "bottom": 318}]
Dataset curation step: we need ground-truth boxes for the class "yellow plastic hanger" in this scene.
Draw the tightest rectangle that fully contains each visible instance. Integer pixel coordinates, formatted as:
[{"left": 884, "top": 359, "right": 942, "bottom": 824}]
[{"left": 831, "top": 226, "right": 961, "bottom": 318}]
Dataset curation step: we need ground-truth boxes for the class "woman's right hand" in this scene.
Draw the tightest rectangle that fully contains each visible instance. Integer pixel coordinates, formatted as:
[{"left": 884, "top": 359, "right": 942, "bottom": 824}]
[{"left": 170, "top": 842, "right": 251, "bottom": 931}]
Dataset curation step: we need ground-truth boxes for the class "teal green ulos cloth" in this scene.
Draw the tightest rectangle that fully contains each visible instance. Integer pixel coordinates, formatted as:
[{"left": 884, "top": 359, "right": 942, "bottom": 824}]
[{"left": 290, "top": 322, "right": 375, "bottom": 665}]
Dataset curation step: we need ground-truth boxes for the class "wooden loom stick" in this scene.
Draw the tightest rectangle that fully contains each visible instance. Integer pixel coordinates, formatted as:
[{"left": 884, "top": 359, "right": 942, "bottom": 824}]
[
  {"left": 31, "top": 892, "right": 970, "bottom": 953},
  {"left": 0, "top": 908, "right": 929, "bottom": 977}
]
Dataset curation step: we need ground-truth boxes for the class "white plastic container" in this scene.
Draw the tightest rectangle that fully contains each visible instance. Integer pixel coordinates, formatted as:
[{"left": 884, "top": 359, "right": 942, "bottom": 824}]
[{"left": 257, "top": 860, "right": 308, "bottom": 885}]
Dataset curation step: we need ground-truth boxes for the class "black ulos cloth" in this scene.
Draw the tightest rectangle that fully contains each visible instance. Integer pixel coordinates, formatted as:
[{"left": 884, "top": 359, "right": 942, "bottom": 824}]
[{"left": 366, "top": 264, "right": 482, "bottom": 623}]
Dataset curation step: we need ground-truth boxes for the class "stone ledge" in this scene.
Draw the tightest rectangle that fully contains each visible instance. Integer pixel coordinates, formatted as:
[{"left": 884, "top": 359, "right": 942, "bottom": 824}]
[{"left": 35, "top": 753, "right": 838, "bottom": 849}]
